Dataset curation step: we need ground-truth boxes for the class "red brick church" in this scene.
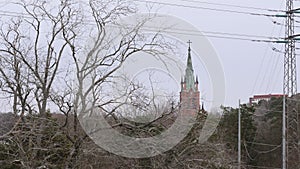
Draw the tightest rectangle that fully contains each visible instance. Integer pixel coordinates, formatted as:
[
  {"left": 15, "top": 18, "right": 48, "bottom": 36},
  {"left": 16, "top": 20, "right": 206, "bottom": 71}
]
[{"left": 180, "top": 42, "right": 201, "bottom": 115}]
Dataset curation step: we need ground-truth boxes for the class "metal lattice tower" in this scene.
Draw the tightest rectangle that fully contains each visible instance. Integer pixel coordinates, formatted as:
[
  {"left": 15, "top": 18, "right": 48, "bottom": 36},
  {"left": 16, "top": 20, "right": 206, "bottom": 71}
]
[
  {"left": 284, "top": 0, "right": 299, "bottom": 168},
  {"left": 284, "top": 0, "right": 297, "bottom": 96}
]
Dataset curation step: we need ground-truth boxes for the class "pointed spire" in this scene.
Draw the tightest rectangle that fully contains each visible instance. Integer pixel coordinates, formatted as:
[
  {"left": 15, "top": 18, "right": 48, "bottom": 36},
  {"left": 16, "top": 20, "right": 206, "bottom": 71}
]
[
  {"left": 187, "top": 40, "right": 193, "bottom": 70},
  {"left": 184, "top": 40, "right": 195, "bottom": 91}
]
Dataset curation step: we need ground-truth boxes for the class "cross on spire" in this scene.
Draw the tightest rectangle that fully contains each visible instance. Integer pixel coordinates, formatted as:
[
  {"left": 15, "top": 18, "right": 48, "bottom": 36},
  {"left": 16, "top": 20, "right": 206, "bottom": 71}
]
[{"left": 187, "top": 40, "right": 192, "bottom": 48}]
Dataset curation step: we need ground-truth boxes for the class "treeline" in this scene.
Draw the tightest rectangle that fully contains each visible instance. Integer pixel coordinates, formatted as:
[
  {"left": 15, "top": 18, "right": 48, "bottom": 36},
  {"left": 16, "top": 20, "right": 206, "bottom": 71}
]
[
  {"left": 215, "top": 94, "right": 300, "bottom": 169},
  {"left": 1, "top": 95, "right": 299, "bottom": 168},
  {"left": 0, "top": 109, "right": 232, "bottom": 169}
]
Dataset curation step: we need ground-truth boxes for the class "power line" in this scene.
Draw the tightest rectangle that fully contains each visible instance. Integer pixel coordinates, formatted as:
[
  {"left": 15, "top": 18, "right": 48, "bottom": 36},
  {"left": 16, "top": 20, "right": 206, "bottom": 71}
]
[
  {"left": 175, "top": 0, "right": 285, "bottom": 13},
  {"left": 133, "top": 0, "right": 289, "bottom": 18},
  {"left": 0, "top": 9, "right": 284, "bottom": 42},
  {"left": 246, "top": 141, "right": 281, "bottom": 147},
  {"left": 134, "top": 24, "right": 282, "bottom": 42},
  {"left": 160, "top": 27, "right": 279, "bottom": 40},
  {"left": 248, "top": 143, "right": 282, "bottom": 154},
  {"left": 241, "top": 164, "right": 281, "bottom": 169},
  {"left": 265, "top": 47, "right": 283, "bottom": 92},
  {"left": 158, "top": 30, "right": 280, "bottom": 43},
  {"left": 142, "top": 28, "right": 280, "bottom": 42}
]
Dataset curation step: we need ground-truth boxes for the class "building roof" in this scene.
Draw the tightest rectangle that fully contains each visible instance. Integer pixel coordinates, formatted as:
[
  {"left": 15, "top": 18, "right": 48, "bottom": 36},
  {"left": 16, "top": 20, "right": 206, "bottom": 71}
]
[{"left": 252, "top": 94, "right": 284, "bottom": 99}]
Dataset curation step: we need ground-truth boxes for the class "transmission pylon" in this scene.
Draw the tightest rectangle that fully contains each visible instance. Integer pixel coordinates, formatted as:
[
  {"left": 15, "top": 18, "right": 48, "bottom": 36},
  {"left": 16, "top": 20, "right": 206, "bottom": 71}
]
[{"left": 283, "top": 0, "right": 299, "bottom": 168}]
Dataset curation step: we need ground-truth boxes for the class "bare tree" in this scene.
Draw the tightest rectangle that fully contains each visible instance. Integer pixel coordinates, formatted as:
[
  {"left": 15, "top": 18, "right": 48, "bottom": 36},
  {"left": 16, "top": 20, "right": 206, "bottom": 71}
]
[
  {"left": 0, "top": 0, "right": 81, "bottom": 167},
  {"left": 0, "top": 0, "right": 172, "bottom": 168}
]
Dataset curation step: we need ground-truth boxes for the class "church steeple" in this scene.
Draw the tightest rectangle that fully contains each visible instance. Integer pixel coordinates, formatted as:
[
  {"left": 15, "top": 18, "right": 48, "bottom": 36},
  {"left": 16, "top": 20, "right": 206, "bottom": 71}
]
[
  {"left": 179, "top": 40, "right": 201, "bottom": 114},
  {"left": 184, "top": 40, "right": 196, "bottom": 91}
]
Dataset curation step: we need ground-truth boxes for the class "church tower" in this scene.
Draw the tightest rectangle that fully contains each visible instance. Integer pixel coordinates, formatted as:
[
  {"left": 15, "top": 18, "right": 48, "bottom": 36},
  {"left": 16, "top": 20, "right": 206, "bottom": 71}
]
[{"left": 180, "top": 42, "right": 200, "bottom": 115}]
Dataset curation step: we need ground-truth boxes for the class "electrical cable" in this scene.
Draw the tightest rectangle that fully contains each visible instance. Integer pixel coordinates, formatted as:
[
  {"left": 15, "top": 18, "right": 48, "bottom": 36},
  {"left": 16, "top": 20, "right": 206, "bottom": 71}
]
[
  {"left": 251, "top": 0, "right": 285, "bottom": 97},
  {"left": 174, "top": 0, "right": 285, "bottom": 12},
  {"left": 133, "top": 0, "right": 294, "bottom": 18},
  {"left": 0, "top": 9, "right": 284, "bottom": 43}
]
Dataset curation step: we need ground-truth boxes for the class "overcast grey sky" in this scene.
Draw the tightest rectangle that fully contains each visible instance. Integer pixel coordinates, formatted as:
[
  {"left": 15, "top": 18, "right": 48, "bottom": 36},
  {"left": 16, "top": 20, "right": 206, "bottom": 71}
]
[
  {"left": 133, "top": 0, "right": 300, "bottom": 107},
  {"left": 0, "top": 0, "right": 299, "bottom": 108}
]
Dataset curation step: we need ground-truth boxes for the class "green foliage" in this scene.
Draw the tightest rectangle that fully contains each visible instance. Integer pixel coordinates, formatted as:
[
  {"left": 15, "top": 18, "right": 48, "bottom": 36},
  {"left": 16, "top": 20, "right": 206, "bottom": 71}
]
[
  {"left": 215, "top": 104, "right": 257, "bottom": 167},
  {"left": 250, "top": 97, "right": 283, "bottom": 168},
  {"left": 218, "top": 105, "right": 256, "bottom": 151},
  {"left": 264, "top": 97, "right": 283, "bottom": 125}
]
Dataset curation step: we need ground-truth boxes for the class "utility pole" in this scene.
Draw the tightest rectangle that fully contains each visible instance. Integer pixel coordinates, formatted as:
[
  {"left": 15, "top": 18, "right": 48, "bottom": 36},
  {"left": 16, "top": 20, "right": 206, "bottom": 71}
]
[
  {"left": 238, "top": 99, "right": 241, "bottom": 169},
  {"left": 282, "top": 95, "right": 286, "bottom": 169},
  {"left": 283, "top": 0, "right": 299, "bottom": 168}
]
